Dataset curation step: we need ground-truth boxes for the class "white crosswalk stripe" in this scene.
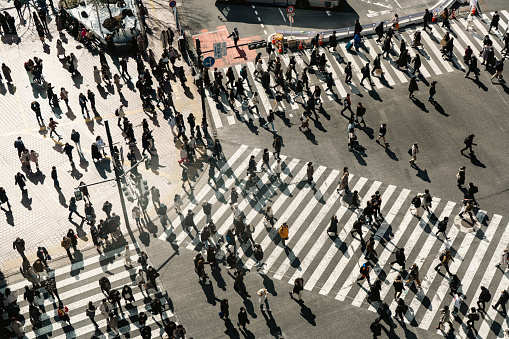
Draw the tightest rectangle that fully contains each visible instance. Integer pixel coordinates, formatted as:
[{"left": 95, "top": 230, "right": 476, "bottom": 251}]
[
  {"left": 203, "top": 13, "right": 505, "bottom": 129},
  {"left": 3, "top": 244, "right": 175, "bottom": 339}
]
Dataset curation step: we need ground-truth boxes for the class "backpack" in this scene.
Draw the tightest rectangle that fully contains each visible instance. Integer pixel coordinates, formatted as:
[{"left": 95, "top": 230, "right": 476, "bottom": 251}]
[
  {"left": 360, "top": 264, "right": 368, "bottom": 275},
  {"left": 425, "top": 195, "right": 432, "bottom": 203},
  {"left": 475, "top": 313, "right": 480, "bottom": 321},
  {"left": 484, "top": 291, "right": 492, "bottom": 302},
  {"left": 439, "top": 253, "right": 445, "bottom": 261},
  {"left": 412, "top": 196, "right": 420, "bottom": 206}
]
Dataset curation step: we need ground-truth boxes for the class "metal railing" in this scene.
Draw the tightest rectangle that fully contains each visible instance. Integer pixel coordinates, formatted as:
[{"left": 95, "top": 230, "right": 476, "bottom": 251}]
[{"left": 275, "top": 0, "right": 458, "bottom": 44}]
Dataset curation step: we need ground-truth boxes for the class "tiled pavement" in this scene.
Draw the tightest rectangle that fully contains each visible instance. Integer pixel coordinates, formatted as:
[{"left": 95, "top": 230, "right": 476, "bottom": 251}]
[{"left": 0, "top": 1, "right": 202, "bottom": 274}]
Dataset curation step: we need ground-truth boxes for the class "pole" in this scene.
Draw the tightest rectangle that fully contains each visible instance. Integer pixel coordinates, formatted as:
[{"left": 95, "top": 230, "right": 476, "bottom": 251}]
[
  {"left": 199, "top": 68, "right": 208, "bottom": 132},
  {"left": 104, "top": 120, "right": 131, "bottom": 230},
  {"left": 290, "top": 16, "right": 293, "bottom": 40}
]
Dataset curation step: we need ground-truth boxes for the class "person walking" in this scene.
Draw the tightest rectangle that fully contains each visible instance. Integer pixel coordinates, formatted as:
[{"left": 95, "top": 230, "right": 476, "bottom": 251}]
[
  {"left": 492, "top": 59, "right": 504, "bottom": 82},
  {"left": 488, "top": 11, "right": 500, "bottom": 33},
  {"left": 390, "top": 247, "right": 406, "bottom": 272},
  {"left": 289, "top": 277, "right": 304, "bottom": 302},
  {"left": 350, "top": 217, "right": 365, "bottom": 242},
  {"left": 360, "top": 63, "right": 374, "bottom": 87},
  {"left": 405, "top": 263, "right": 422, "bottom": 287},
  {"left": 273, "top": 136, "right": 282, "bottom": 159},
  {"left": 356, "top": 262, "right": 371, "bottom": 285},
  {"left": 15, "top": 172, "right": 27, "bottom": 192},
  {"left": 461, "top": 134, "right": 477, "bottom": 154},
  {"left": 0, "top": 187, "right": 12, "bottom": 211},
  {"left": 457, "top": 166, "right": 466, "bottom": 188},
  {"left": 376, "top": 123, "right": 388, "bottom": 146},
  {"left": 327, "top": 215, "right": 339, "bottom": 237},
  {"left": 428, "top": 81, "right": 437, "bottom": 102},
  {"left": 68, "top": 197, "right": 84, "bottom": 221},
  {"left": 423, "top": 8, "right": 432, "bottom": 32},
  {"left": 408, "top": 76, "right": 419, "bottom": 99},
  {"left": 395, "top": 298, "right": 408, "bottom": 322},
  {"left": 258, "top": 288, "right": 271, "bottom": 311},
  {"left": 465, "top": 55, "right": 479, "bottom": 80},
  {"left": 86, "top": 301, "right": 99, "bottom": 329},
  {"left": 409, "top": 142, "right": 419, "bottom": 166},
  {"left": 261, "top": 148, "right": 273, "bottom": 174},
  {"left": 370, "top": 318, "right": 382, "bottom": 338},
  {"left": 61, "top": 236, "right": 74, "bottom": 261},
  {"left": 420, "top": 189, "right": 432, "bottom": 214},
  {"left": 393, "top": 275, "right": 405, "bottom": 299},
  {"left": 435, "top": 249, "right": 454, "bottom": 274},
  {"left": 459, "top": 199, "right": 475, "bottom": 222},
  {"left": 466, "top": 307, "right": 479, "bottom": 331},
  {"left": 345, "top": 62, "right": 353, "bottom": 83},
  {"left": 264, "top": 109, "right": 277, "bottom": 132},
  {"left": 355, "top": 102, "right": 366, "bottom": 128},
  {"left": 48, "top": 118, "right": 62, "bottom": 140},
  {"left": 63, "top": 142, "right": 74, "bottom": 164},
  {"left": 57, "top": 302, "right": 71, "bottom": 325},
  {"left": 279, "top": 222, "right": 289, "bottom": 248},
  {"left": 337, "top": 167, "right": 349, "bottom": 195},
  {"left": 227, "top": 27, "right": 240, "bottom": 47},
  {"left": 477, "top": 286, "right": 491, "bottom": 312},
  {"left": 491, "top": 290, "right": 509, "bottom": 317},
  {"left": 436, "top": 217, "right": 450, "bottom": 240},
  {"left": 237, "top": 307, "right": 250, "bottom": 331},
  {"left": 436, "top": 305, "right": 454, "bottom": 331},
  {"left": 496, "top": 249, "right": 509, "bottom": 269},
  {"left": 306, "top": 162, "right": 314, "bottom": 185},
  {"left": 341, "top": 93, "right": 353, "bottom": 117}
]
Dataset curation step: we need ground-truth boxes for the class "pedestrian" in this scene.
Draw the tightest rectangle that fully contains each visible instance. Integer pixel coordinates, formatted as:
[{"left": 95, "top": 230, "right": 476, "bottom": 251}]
[
  {"left": 306, "top": 162, "right": 314, "bottom": 185},
  {"left": 360, "top": 63, "right": 374, "bottom": 87},
  {"left": 355, "top": 102, "right": 366, "bottom": 128},
  {"left": 393, "top": 275, "right": 405, "bottom": 299},
  {"left": 227, "top": 27, "right": 240, "bottom": 46},
  {"left": 108, "top": 310, "right": 120, "bottom": 336},
  {"left": 370, "top": 318, "right": 382, "bottom": 338},
  {"left": 423, "top": 8, "right": 432, "bottom": 32},
  {"left": 61, "top": 236, "right": 74, "bottom": 261},
  {"left": 14, "top": 136, "right": 26, "bottom": 159},
  {"left": 43, "top": 276, "right": 61, "bottom": 302},
  {"left": 236, "top": 307, "right": 250, "bottom": 331},
  {"left": 220, "top": 298, "right": 230, "bottom": 320},
  {"left": 427, "top": 80, "right": 438, "bottom": 103},
  {"left": 477, "top": 286, "right": 491, "bottom": 312},
  {"left": 327, "top": 215, "right": 339, "bottom": 237},
  {"left": 488, "top": 11, "right": 500, "bottom": 33},
  {"left": 253, "top": 243, "right": 264, "bottom": 270},
  {"left": 456, "top": 166, "right": 466, "bottom": 188},
  {"left": 146, "top": 265, "right": 160, "bottom": 290},
  {"left": 395, "top": 298, "right": 408, "bottom": 322},
  {"left": 466, "top": 307, "right": 479, "bottom": 331},
  {"left": 452, "top": 292, "right": 464, "bottom": 315},
  {"left": 68, "top": 197, "right": 84, "bottom": 221},
  {"left": 436, "top": 217, "right": 450, "bottom": 240},
  {"left": 59, "top": 87, "right": 70, "bottom": 109},
  {"left": 289, "top": 277, "right": 304, "bottom": 302},
  {"left": 436, "top": 305, "right": 454, "bottom": 331},
  {"left": 67, "top": 229, "right": 78, "bottom": 250},
  {"left": 449, "top": 274, "right": 461, "bottom": 296},
  {"left": 337, "top": 167, "right": 350, "bottom": 195},
  {"left": 465, "top": 55, "right": 479, "bottom": 80},
  {"left": 279, "top": 222, "right": 289, "bottom": 248},
  {"left": 350, "top": 216, "right": 365, "bottom": 241},
  {"left": 20, "top": 149, "right": 31, "bottom": 170},
  {"left": 202, "top": 200, "right": 213, "bottom": 223},
  {"left": 357, "top": 262, "right": 371, "bottom": 285},
  {"left": 409, "top": 142, "right": 419, "bottom": 166},
  {"left": 63, "top": 143, "right": 74, "bottom": 164},
  {"left": 48, "top": 118, "right": 62, "bottom": 140},
  {"left": 434, "top": 249, "right": 454, "bottom": 274},
  {"left": 405, "top": 262, "right": 421, "bottom": 287},
  {"left": 492, "top": 59, "right": 504, "bottom": 81},
  {"left": 150, "top": 298, "right": 163, "bottom": 320},
  {"left": 376, "top": 123, "right": 388, "bottom": 146},
  {"left": 136, "top": 269, "right": 149, "bottom": 295},
  {"left": 86, "top": 301, "right": 99, "bottom": 329},
  {"left": 0, "top": 187, "right": 11, "bottom": 211},
  {"left": 408, "top": 76, "right": 419, "bottom": 99},
  {"left": 365, "top": 236, "right": 377, "bottom": 260},
  {"left": 57, "top": 302, "right": 71, "bottom": 325},
  {"left": 389, "top": 247, "right": 406, "bottom": 271},
  {"left": 421, "top": 189, "right": 432, "bottom": 214},
  {"left": 258, "top": 288, "right": 271, "bottom": 311},
  {"left": 174, "top": 193, "right": 183, "bottom": 214},
  {"left": 345, "top": 62, "right": 353, "bottom": 83},
  {"left": 461, "top": 134, "right": 477, "bottom": 154},
  {"left": 14, "top": 172, "right": 27, "bottom": 191},
  {"left": 495, "top": 249, "right": 509, "bottom": 269},
  {"left": 132, "top": 205, "right": 142, "bottom": 228},
  {"left": 459, "top": 199, "right": 475, "bottom": 222},
  {"left": 123, "top": 244, "right": 132, "bottom": 267}
]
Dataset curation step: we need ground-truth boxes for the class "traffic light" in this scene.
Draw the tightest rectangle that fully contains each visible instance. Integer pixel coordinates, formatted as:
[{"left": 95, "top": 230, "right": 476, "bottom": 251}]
[
  {"left": 248, "top": 40, "right": 268, "bottom": 50},
  {"left": 122, "top": 183, "right": 134, "bottom": 202},
  {"left": 139, "top": 179, "right": 149, "bottom": 197},
  {"left": 195, "top": 37, "right": 201, "bottom": 56}
]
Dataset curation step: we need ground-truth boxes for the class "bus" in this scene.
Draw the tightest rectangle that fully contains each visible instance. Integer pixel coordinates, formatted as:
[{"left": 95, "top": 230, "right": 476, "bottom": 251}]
[{"left": 217, "top": 0, "right": 343, "bottom": 10}]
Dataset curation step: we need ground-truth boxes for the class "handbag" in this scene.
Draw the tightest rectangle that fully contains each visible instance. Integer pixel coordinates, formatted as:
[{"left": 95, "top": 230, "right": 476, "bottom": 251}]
[
  {"left": 440, "top": 39, "right": 447, "bottom": 46},
  {"left": 394, "top": 23, "right": 400, "bottom": 30}
]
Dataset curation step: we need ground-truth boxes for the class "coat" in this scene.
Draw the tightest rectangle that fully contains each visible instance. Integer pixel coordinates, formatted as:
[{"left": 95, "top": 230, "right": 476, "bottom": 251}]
[
  {"left": 94, "top": 68, "right": 102, "bottom": 85},
  {"left": 2, "top": 64, "right": 12, "bottom": 83},
  {"left": 408, "top": 78, "right": 419, "bottom": 92},
  {"left": 56, "top": 43, "right": 65, "bottom": 57},
  {"left": 279, "top": 224, "right": 289, "bottom": 239},
  {"left": 440, "top": 308, "right": 451, "bottom": 323},
  {"left": 338, "top": 172, "right": 349, "bottom": 190}
]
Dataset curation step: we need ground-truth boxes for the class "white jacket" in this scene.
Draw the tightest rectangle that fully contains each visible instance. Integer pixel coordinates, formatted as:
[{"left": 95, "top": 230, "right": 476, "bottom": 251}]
[{"left": 275, "top": 161, "right": 282, "bottom": 174}]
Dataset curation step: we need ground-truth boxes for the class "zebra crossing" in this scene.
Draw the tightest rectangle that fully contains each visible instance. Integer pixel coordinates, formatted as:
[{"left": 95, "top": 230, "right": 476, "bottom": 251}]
[
  {"left": 159, "top": 144, "right": 509, "bottom": 338},
  {"left": 1, "top": 244, "right": 175, "bottom": 339},
  {"left": 206, "top": 10, "right": 509, "bottom": 130}
]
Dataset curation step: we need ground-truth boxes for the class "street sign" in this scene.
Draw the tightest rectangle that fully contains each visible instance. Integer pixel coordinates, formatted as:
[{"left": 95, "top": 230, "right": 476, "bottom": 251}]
[
  {"left": 213, "top": 42, "right": 222, "bottom": 59},
  {"left": 169, "top": 0, "right": 177, "bottom": 7},
  {"left": 221, "top": 41, "right": 227, "bottom": 57},
  {"left": 203, "top": 56, "right": 215, "bottom": 68},
  {"left": 287, "top": 5, "right": 295, "bottom": 14}
]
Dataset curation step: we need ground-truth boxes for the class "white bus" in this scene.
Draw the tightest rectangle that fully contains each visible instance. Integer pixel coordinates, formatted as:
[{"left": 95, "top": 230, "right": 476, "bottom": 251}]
[{"left": 217, "top": 0, "right": 343, "bottom": 10}]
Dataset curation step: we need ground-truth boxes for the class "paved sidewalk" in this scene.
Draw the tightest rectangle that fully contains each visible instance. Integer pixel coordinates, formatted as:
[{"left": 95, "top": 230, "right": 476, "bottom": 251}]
[{"left": 0, "top": 1, "right": 205, "bottom": 275}]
